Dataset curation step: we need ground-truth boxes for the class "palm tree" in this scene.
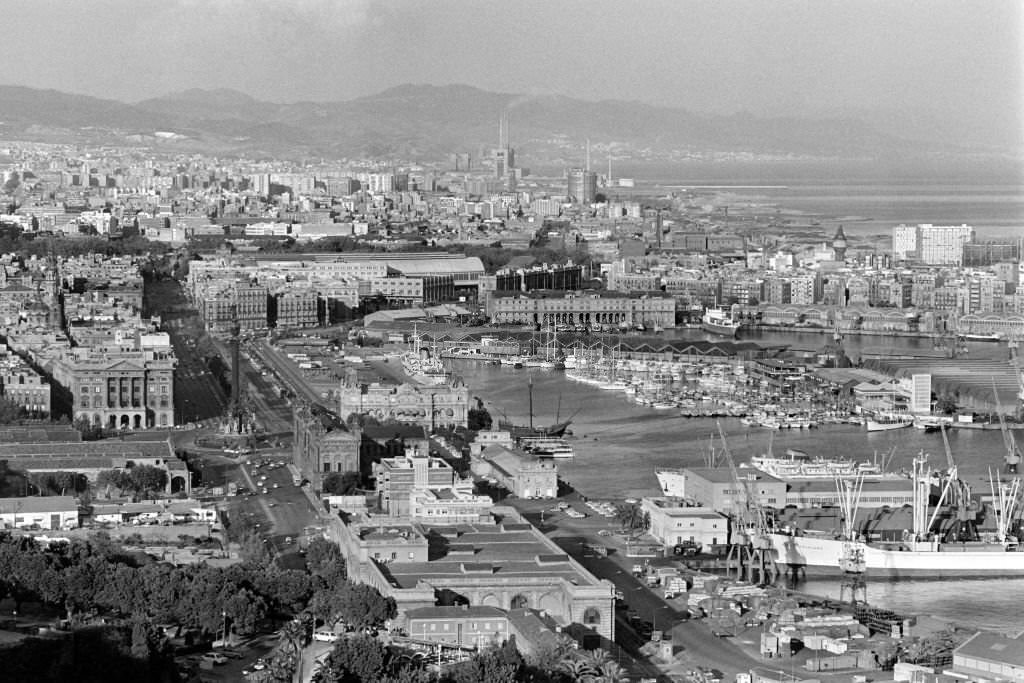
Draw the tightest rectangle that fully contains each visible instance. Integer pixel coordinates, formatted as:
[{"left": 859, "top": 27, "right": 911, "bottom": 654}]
[
  {"left": 595, "top": 660, "right": 629, "bottom": 683},
  {"left": 278, "top": 618, "right": 307, "bottom": 656},
  {"left": 576, "top": 647, "right": 612, "bottom": 670},
  {"left": 559, "top": 656, "right": 597, "bottom": 682}
]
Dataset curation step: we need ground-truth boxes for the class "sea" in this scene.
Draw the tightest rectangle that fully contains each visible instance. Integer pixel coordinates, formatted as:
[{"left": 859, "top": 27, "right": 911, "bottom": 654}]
[
  {"left": 610, "top": 162, "right": 1024, "bottom": 242},
  {"left": 449, "top": 328, "right": 1024, "bottom": 632}
]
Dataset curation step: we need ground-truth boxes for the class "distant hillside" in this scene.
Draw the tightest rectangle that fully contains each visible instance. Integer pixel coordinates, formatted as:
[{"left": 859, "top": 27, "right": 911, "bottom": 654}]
[{"left": 0, "top": 83, "right": 980, "bottom": 162}]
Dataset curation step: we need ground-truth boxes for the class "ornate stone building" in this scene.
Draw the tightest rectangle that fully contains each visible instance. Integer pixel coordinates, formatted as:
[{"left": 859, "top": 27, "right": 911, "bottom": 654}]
[
  {"left": 338, "top": 369, "right": 468, "bottom": 430},
  {"left": 45, "top": 347, "right": 176, "bottom": 429},
  {"left": 486, "top": 290, "right": 676, "bottom": 329},
  {"left": 292, "top": 402, "right": 361, "bottom": 491}
]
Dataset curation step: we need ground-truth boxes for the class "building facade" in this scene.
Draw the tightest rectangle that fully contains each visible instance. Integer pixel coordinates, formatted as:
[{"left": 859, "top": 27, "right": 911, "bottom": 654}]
[
  {"left": 374, "top": 447, "right": 457, "bottom": 517},
  {"left": 474, "top": 445, "right": 558, "bottom": 499},
  {"left": 47, "top": 348, "right": 176, "bottom": 429},
  {"left": 487, "top": 291, "right": 676, "bottom": 329},
  {"left": 0, "top": 355, "right": 51, "bottom": 416},
  {"left": 641, "top": 498, "right": 729, "bottom": 550},
  {"left": 338, "top": 370, "right": 469, "bottom": 430},
  {"left": 292, "top": 402, "right": 361, "bottom": 491}
]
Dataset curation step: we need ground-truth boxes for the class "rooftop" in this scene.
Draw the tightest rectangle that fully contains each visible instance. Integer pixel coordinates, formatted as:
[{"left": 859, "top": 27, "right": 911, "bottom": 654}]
[
  {"left": 0, "top": 496, "right": 77, "bottom": 513},
  {"left": 405, "top": 605, "right": 507, "bottom": 621},
  {"left": 955, "top": 630, "right": 1024, "bottom": 667},
  {"left": 382, "top": 509, "right": 601, "bottom": 590}
]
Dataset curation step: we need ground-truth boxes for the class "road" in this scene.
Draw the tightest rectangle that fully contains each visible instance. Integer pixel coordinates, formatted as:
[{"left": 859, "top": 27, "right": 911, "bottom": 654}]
[
  {"left": 511, "top": 497, "right": 762, "bottom": 681},
  {"left": 143, "top": 276, "right": 228, "bottom": 424},
  {"left": 229, "top": 452, "right": 325, "bottom": 557},
  {"left": 252, "top": 341, "right": 332, "bottom": 410}
]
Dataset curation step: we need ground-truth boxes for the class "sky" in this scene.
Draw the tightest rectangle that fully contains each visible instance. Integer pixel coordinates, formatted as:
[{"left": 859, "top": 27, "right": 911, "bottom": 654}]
[{"left": 1, "top": 0, "right": 1021, "bottom": 147}]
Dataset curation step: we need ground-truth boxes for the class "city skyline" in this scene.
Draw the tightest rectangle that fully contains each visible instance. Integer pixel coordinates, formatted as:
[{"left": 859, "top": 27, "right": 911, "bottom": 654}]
[{"left": 0, "top": 0, "right": 1020, "bottom": 149}]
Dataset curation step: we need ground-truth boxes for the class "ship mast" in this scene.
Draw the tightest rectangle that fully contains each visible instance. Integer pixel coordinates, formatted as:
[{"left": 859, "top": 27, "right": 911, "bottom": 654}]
[{"left": 528, "top": 377, "right": 534, "bottom": 431}]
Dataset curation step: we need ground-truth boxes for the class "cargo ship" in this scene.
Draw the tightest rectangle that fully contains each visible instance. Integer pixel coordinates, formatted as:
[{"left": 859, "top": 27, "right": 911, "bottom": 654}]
[
  {"left": 767, "top": 532, "right": 1024, "bottom": 578},
  {"left": 768, "top": 455, "right": 1024, "bottom": 577},
  {"left": 701, "top": 307, "right": 740, "bottom": 338}
]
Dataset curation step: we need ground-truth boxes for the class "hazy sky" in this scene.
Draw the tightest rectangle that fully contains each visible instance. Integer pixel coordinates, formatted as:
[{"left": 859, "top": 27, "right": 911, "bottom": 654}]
[{"left": 2, "top": 0, "right": 1021, "bottom": 146}]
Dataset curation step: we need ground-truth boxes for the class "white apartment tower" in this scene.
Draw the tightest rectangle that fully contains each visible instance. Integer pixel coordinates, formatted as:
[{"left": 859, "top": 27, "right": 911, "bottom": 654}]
[{"left": 893, "top": 224, "right": 974, "bottom": 265}]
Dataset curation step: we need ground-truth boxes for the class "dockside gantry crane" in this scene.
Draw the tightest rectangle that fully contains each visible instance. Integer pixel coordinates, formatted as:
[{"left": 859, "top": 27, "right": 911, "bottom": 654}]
[{"left": 717, "top": 421, "right": 778, "bottom": 585}]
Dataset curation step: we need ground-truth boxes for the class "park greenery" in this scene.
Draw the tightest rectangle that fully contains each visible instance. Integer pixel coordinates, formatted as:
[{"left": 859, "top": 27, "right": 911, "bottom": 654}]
[
  {"left": 310, "top": 633, "right": 629, "bottom": 683},
  {"left": 0, "top": 533, "right": 398, "bottom": 681}
]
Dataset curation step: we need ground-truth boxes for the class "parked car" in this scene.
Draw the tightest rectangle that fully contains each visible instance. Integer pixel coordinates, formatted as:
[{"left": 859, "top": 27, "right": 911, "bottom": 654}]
[
  {"left": 313, "top": 628, "right": 339, "bottom": 642},
  {"left": 201, "top": 653, "right": 228, "bottom": 665}
]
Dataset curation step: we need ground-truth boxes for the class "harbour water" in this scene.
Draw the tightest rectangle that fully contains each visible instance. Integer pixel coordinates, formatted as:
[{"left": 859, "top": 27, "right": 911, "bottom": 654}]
[{"left": 449, "top": 332, "right": 1024, "bottom": 631}]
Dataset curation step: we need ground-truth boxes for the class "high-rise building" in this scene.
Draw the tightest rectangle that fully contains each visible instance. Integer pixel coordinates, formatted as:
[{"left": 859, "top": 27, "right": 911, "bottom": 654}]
[
  {"left": 567, "top": 168, "right": 598, "bottom": 204},
  {"left": 893, "top": 224, "right": 974, "bottom": 265}
]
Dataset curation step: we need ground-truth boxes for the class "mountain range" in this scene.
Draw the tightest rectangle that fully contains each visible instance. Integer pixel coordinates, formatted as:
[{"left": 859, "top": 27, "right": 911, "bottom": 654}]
[{"left": 0, "top": 83, "right": 1002, "bottom": 165}]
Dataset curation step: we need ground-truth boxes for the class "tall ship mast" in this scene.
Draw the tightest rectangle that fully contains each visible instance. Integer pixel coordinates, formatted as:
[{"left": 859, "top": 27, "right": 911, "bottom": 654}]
[{"left": 497, "top": 378, "right": 574, "bottom": 438}]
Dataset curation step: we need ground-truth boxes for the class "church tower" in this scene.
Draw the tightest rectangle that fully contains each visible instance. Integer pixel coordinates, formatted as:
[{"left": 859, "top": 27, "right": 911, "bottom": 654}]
[{"left": 833, "top": 225, "right": 848, "bottom": 262}]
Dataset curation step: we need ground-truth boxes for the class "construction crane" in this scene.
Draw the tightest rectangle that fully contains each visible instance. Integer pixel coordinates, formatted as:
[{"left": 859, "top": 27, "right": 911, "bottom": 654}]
[{"left": 716, "top": 421, "right": 777, "bottom": 585}]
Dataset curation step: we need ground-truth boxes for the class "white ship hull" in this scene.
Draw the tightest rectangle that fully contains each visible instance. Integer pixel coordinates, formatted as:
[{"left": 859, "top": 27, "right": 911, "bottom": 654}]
[
  {"left": 865, "top": 418, "right": 912, "bottom": 432},
  {"left": 768, "top": 533, "right": 1024, "bottom": 578}
]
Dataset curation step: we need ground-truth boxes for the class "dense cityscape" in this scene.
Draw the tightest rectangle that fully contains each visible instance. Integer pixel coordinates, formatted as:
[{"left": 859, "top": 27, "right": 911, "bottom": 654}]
[{"left": 0, "top": 3, "right": 1022, "bottom": 683}]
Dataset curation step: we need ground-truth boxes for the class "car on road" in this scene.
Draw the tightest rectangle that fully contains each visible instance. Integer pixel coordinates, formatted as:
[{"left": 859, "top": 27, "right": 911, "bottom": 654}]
[
  {"left": 201, "top": 653, "right": 228, "bottom": 665},
  {"left": 268, "top": 502, "right": 277, "bottom": 508},
  {"left": 313, "top": 628, "right": 339, "bottom": 642},
  {"left": 284, "top": 536, "right": 293, "bottom": 545}
]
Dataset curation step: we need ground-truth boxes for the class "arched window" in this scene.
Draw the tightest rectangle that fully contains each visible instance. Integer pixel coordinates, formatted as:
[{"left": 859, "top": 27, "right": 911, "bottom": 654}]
[
  {"left": 509, "top": 594, "right": 529, "bottom": 610},
  {"left": 582, "top": 607, "right": 601, "bottom": 626}
]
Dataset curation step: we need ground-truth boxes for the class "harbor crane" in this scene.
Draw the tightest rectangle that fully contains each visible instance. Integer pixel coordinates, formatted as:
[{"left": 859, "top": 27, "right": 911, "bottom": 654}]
[
  {"left": 994, "top": 378, "right": 1022, "bottom": 474},
  {"left": 716, "top": 421, "right": 778, "bottom": 586},
  {"left": 928, "top": 426, "right": 978, "bottom": 543}
]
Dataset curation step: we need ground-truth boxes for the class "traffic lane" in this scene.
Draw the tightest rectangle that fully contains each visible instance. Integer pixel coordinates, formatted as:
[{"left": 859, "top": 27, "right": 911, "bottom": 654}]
[
  {"left": 551, "top": 532, "right": 759, "bottom": 677},
  {"left": 252, "top": 344, "right": 316, "bottom": 400},
  {"left": 237, "top": 458, "right": 321, "bottom": 553}
]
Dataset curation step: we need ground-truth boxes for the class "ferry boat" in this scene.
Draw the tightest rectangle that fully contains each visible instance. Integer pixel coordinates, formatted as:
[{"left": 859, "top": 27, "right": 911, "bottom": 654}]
[
  {"left": 865, "top": 413, "right": 914, "bottom": 432},
  {"left": 518, "top": 437, "right": 575, "bottom": 458},
  {"left": 701, "top": 307, "right": 740, "bottom": 338},
  {"left": 960, "top": 333, "right": 1001, "bottom": 342}
]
